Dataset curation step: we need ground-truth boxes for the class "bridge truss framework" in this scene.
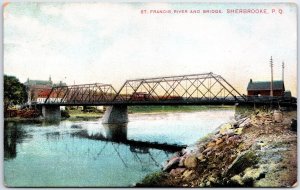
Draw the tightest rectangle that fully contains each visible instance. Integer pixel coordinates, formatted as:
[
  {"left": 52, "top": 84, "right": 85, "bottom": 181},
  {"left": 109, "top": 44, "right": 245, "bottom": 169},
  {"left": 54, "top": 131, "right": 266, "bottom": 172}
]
[{"left": 42, "top": 72, "right": 293, "bottom": 106}]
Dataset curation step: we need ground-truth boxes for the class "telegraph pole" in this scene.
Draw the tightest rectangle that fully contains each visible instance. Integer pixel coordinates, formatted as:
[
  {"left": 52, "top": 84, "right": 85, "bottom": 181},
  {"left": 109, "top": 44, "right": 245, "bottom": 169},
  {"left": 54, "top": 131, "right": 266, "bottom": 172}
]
[
  {"left": 270, "top": 56, "right": 274, "bottom": 97},
  {"left": 282, "top": 61, "right": 285, "bottom": 82}
]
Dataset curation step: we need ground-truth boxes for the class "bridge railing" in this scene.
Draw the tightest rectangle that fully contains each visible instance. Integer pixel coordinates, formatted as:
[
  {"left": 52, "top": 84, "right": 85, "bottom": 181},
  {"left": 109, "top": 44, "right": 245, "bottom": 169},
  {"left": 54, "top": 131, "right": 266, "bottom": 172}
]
[
  {"left": 112, "top": 72, "right": 246, "bottom": 103},
  {"left": 44, "top": 83, "right": 118, "bottom": 104}
]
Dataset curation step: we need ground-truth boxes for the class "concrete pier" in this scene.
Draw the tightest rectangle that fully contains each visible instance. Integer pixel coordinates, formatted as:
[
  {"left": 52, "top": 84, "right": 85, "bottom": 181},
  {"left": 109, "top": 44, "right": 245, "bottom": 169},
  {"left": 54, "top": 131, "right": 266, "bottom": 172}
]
[
  {"left": 42, "top": 105, "right": 61, "bottom": 120},
  {"left": 102, "top": 105, "right": 128, "bottom": 124},
  {"left": 102, "top": 124, "right": 128, "bottom": 141}
]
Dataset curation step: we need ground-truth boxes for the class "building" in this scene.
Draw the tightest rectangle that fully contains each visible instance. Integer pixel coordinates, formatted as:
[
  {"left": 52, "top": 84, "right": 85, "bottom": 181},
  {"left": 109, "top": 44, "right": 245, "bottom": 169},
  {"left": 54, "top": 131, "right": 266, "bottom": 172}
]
[
  {"left": 24, "top": 76, "right": 67, "bottom": 105},
  {"left": 247, "top": 79, "right": 285, "bottom": 96}
]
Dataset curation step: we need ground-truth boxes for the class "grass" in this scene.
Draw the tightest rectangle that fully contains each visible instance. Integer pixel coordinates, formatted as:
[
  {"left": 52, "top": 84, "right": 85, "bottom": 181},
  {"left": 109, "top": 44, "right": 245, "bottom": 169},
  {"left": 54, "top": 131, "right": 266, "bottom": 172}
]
[
  {"left": 5, "top": 105, "right": 234, "bottom": 121},
  {"left": 66, "top": 105, "right": 234, "bottom": 119},
  {"left": 128, "top": 105, "right": 234, "bottom": 113},
  {"left": 67, "top": 109, "right": 102, "bottom": 118},
  {"left": 137, "top": 171, "right": 166, "bottom": 187}
]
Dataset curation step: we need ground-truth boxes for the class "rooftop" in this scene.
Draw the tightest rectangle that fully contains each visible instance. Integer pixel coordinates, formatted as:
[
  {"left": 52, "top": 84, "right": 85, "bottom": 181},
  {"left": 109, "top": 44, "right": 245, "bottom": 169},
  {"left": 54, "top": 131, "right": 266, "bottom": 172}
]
[
  {"left": 247, "top": 79, "right": 285, "bottom": 91},
  {"left": 24, "top": 79, "right": 52, "bottom": 86},
  {"left": 24, "top": 77, "right": 66, "bottom": 87}
]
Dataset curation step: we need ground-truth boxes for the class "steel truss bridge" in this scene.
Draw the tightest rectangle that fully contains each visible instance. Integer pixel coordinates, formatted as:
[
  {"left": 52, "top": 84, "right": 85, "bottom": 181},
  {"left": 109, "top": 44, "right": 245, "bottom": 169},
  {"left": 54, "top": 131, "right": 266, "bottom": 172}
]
[{"left": 40, "top": 72, "right": 296, "bottom": 107}]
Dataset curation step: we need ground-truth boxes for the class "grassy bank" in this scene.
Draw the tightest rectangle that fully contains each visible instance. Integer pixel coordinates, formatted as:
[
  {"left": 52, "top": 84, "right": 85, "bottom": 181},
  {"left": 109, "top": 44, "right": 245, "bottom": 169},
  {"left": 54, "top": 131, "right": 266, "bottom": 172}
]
[
  {"left": 128, "top": 105, "right": 234, "bottom": 114},
  {"left": 4, "top": 105, "right": 235, "bottom": 121},
  {"left": 67, "top": 109, "right": 102, "bottom": 119}
]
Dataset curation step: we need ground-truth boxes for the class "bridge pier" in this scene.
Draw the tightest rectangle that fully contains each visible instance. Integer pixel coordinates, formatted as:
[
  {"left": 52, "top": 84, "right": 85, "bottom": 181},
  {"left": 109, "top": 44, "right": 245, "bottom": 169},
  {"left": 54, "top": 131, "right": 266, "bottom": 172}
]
[
  {"left": 42, "top": 105, "right": 61, "bottom": 120},
  {"left": 102, "top": 124, "right": 128, "bottom": 141},
  {"left": 102, "top": 105, "right": 128, "bottom": 124}
]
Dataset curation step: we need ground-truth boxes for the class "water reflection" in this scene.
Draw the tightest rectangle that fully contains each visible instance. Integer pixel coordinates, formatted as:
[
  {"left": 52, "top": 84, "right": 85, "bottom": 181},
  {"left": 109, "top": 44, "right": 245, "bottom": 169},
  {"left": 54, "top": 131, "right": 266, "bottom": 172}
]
[
  {"left": 72, "top": 123, "right": 185, "bottom": 152},
  {"left": 45, "top": 131, "right": 62, "bottom": 141},
  {"left": 4, "top": 122, "right": 32, "bottom": 160},
  {"left": 41, "top": 120, "right": 61, "bottom": 126},
  {"left": 69, "top": 123, "right": 176, "bottom": 169},
  {"left": 70, "top": 123, "right": 128, "bottom": 142},
  {"left": 4, "top": 110, "right": 235, "bottom": 187},
  {"left": 102, "top": 124, "right": 127, "bottom": 141}
]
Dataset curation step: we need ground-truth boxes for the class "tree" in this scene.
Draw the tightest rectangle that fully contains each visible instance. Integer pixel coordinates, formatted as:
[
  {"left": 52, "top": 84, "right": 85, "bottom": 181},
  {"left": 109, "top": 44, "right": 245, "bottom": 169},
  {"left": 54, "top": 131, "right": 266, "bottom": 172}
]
[{"left": 4, "top": 75, "right": 27, "bottom": 113}]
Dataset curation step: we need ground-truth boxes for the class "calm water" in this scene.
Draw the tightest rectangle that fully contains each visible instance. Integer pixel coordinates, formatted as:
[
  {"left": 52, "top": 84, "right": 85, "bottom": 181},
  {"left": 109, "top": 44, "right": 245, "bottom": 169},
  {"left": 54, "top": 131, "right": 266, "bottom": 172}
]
[{"left": 4, "top": 109, "right": 234, "bottom": 187}]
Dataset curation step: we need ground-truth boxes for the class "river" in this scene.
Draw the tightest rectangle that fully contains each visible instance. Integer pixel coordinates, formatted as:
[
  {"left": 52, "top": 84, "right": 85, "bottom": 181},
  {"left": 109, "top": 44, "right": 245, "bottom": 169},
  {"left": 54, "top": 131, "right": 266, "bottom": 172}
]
[{"left": 4, "top": 109, "right": 235, "bottom": 187}]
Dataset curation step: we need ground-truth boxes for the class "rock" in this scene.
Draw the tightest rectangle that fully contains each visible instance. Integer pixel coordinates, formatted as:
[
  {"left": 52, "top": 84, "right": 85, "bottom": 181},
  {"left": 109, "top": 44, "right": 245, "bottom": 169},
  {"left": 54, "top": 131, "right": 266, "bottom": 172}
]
[
  {"left": 254, "top": 141, "right": 266, "bottom": 150},
  {"left": 223, "top": 123, "right": 233, "bottom": 129},
  {"left": 223, "top": 129, "right": 235, "bottom": 137},
  {"left": 214, "top": 133, "right": 223, "bottom": 138},
  {"left": 234, "top": 128, "right": 243, "bottom": 135},
  {"left": 170, "top": 168, "right": 186, "bottom": 176},
  {"left": 239, "top": 118, "right": 251, "bottom": 128},
  {"left": 227, "top": 135, "right": 241, "bottom": 144},
  {"left": 233, "top": 122, "right": 239, "bottom": 128},
  {"left": 199, "top": 183, "right": 205, "bottom": 187},
  {"left": 200, "top": 158, "right": 206, "bottom": 163},
  {"left": 182, "top": 170, "right": 194, "bottom": 179},
  {"left": 179, "top": 157, "right": 185, "bottom": 167},
  {"left": 196, "top": 153, "right": 205, "bottom": 160},
  {"left": 242, "top": 167, "right": 265, "bottom": 182},
  {"left": 220, "top": 123, "right": 233, "bottom": 135},
  {"left": 184, "top": 155, "right": 198, "bottom": 168},
  {"left": 182, "top": 148, "right": 193, "bottom": 156},
  {"left": 206, "top": 181, "right": 211, "bottom": 186},
  {"left": 197, "top": 153, "right": 206, "bottom": 162},
  {"left": 208, "top": 176, "right": 217, "bottom": 184},
  {"left": 207, "top": 141, "right": 216, "bottom": 148},
  {"left": 203, "top": 147, "right": 213, "bottom": 154},
  {"left": 163, "top": 157, "right": 180, "bottom": 171},
  {"left": 225, "top": 129, "right": 235, "bottom": 137},
  {"left": 224, "top": 150, "right": 258, "bottom": 177},
  {"left": 230, "top": 175, "right": 244, "bottom": 186},
  {"left": 206, "top": 151, "right": 213, "bottom": 157},
  {"left": 215, "top": 138, "right": 224, "bottom": 145}
]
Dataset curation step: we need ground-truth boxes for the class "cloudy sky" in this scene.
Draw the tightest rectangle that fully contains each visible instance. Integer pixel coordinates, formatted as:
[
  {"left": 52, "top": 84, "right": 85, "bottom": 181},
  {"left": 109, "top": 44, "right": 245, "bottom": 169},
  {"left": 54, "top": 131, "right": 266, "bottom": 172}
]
[{"left": 4, "top": 3, "right": 297, "bottom": 95}]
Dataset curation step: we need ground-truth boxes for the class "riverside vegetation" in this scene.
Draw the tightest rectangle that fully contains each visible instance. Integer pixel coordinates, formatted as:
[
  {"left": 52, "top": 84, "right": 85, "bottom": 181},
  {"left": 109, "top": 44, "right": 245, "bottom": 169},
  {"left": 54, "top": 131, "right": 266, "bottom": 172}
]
[{"left": 137, "top": 109, "right": 297, "bottom": 187}]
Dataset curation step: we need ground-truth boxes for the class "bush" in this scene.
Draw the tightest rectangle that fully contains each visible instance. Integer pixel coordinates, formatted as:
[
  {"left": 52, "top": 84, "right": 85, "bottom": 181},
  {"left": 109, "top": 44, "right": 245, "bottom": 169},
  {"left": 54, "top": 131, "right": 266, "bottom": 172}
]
[
  {"left": 137, "top": 171, "right": 166, "bottom": 187},
  {"left": 61, "top": 110, "right": 70, "bottom": 118}
]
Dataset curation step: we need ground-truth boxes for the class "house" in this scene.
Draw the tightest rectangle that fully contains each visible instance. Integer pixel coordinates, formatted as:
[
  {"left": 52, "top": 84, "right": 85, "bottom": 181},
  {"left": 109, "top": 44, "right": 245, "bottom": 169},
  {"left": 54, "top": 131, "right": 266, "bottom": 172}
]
[
  {"left": 24, "top": 76, "right": 67, "bottom": 105},
  {"left": 247, "top": 79, "right": 285, "bottom": 96}
]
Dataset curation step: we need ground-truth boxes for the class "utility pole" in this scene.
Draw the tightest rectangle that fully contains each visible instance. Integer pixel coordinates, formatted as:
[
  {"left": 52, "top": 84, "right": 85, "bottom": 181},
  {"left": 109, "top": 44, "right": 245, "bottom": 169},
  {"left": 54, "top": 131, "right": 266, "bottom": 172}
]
[
  {"left": 270, "top": 56, "right": 274, "bottom": 97},
  {"left": 282, "top": 61, "right": 285, "bottom": 82}
]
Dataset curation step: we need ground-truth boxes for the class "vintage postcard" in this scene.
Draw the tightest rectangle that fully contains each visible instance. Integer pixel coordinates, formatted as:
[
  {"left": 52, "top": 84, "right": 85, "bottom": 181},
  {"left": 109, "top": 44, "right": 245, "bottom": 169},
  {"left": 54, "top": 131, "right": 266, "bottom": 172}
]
[{"left": 3, "top": 2, "right": 297, "bottom": 188}]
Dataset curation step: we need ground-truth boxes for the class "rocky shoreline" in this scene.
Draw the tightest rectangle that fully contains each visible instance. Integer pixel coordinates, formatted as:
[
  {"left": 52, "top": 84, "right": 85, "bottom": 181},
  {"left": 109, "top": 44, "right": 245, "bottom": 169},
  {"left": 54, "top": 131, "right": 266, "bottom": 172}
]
[{"left": 137, "top": 110, "right": 297, "bottom": 187}]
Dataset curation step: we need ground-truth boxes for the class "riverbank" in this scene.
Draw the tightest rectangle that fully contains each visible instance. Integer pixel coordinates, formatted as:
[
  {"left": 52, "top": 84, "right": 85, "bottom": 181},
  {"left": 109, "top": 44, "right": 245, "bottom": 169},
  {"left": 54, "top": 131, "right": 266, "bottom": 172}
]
[
  {"left": 128, "top": 105, "right": 233, "bottom": 114},
  {"left": 137, "top": 110, "right": 297, "bottom": 187},
  {"left": 4, "top": 106, "right": 234, "bottom": 121}
]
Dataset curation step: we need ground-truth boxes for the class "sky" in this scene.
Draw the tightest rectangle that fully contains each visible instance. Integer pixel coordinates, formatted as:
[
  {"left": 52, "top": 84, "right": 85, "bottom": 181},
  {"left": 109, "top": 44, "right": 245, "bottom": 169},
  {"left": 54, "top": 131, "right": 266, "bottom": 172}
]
[{"left": 3, "top": 3, "right": 297, "bottom": 95}]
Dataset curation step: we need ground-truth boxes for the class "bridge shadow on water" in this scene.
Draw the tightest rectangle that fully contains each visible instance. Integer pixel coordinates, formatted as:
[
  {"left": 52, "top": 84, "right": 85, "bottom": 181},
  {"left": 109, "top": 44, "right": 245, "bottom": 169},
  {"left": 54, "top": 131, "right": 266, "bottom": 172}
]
[
  {"left": 69, "top": 123, "right": 181, "bottom": 169},
  {"left": 72, "top": 123, "right": 186, "bottom": 152},
  {"left": 4, "top": 120, "right": 180, "bottom": 170}
]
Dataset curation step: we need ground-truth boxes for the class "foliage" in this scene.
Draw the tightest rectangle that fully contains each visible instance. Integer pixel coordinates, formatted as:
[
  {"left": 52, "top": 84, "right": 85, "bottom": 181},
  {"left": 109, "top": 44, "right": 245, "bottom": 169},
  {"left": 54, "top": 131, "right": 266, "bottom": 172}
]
[
  {"left": 61, "top": 110, "right": 70, "bottom": 118},
  {"left": 4, "top": 75, "right": 27, "bottom": 112},
  {"left": 138, "top": 171, "right": 166, "bottom": 187}
]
